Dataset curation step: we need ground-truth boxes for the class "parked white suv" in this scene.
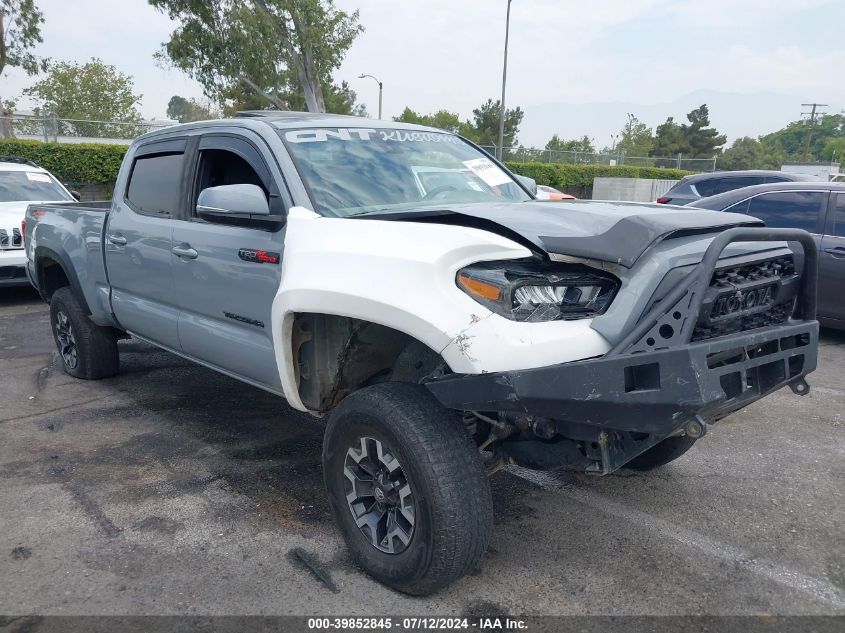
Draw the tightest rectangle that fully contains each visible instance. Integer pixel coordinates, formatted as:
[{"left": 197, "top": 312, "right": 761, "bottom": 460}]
[{"left": 0, "top": 158, "right": 76, "bottom": 287}]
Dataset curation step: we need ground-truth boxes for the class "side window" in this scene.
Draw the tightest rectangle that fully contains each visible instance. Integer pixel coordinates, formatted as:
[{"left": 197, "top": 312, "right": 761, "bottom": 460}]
[
  {"left": 692, "top": 178, "right": 724, "bottom": 198},
  {"left": 125, "top": 153, "right": 186, "bottom": 217},
  {"left": 746, "top": 191, "right": 824, "bottom": 232},
  {"left": 832, "top": 193, "right": 845, "bottom": 237},
  {"left": 194, "top": 148, "right": 268, "bottom": 211}
]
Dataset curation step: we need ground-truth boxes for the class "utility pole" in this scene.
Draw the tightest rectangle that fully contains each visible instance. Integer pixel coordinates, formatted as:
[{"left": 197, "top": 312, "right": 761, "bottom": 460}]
[
  {"left": 497, "top": 0, "right": 513, "bottom": 160},
  {"left": 800, "top": 103, "right": 828, "bottom": 161}
]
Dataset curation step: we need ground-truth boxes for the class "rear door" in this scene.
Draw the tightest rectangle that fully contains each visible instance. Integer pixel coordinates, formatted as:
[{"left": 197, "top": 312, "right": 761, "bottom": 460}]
[
  {"left": 819, "top": 192, "right": 845, "bottom": 323},
  {"left": 105, "top": 139, "right": 189, "bottom": 349},
  {"left": 172, "top": 131, "right": 288, "bottom": 391}
]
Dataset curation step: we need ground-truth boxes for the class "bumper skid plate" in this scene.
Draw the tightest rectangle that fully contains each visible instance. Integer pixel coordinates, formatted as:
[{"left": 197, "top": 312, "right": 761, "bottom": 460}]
[{"left": 426, "top": 228, "right": 820, "bottom": 473}]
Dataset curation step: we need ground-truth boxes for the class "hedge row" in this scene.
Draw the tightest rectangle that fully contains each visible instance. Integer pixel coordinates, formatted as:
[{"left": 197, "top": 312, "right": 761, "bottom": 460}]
[
  {"left": 0, "top": 139, "right": 689, "bottom": 191},
  {"left": 0, "top": 139, "right": 128, "bottom": 184},
  {"left": 504, "top": 161, "right": 689, "bottom": 193}
]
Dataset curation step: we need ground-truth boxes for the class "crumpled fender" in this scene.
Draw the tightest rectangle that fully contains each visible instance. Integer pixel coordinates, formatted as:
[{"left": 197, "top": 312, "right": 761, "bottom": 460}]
[{"left": 271, "top": 207, "right": 611, "bottom": 412}]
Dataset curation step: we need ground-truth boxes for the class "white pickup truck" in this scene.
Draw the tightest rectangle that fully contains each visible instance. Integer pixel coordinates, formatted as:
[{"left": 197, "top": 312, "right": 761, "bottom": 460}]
[{"left": 24, "top": 112, "right": 819, "bottom": 595}]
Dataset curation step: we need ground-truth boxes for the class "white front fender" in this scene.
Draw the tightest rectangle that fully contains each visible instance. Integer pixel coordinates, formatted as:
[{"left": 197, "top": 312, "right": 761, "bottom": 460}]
[
  {"left": 271, "top": 207, "right": 532, "bottom": 410},
  {"left": 272, "top": 207, "right": 611, "bottom": 412}
]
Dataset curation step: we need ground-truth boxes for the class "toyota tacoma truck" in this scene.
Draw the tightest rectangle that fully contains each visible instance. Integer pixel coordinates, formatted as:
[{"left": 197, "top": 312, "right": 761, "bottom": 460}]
[{"left": 24, "top": 112, "right": 819, "bottom": 595}]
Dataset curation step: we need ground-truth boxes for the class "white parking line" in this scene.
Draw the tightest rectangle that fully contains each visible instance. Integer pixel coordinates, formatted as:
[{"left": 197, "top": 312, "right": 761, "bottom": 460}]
[{"left": 510, "top": 466, "right": 845, "bottom": 609}]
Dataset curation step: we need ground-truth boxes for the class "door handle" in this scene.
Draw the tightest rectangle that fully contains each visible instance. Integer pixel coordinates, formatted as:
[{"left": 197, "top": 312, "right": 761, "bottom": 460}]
[
  {"left": 107, "top": 233, "right": 127, "bottom": 246},
  {"left": 824, "top": 247, "right": 845, "bottom": 258},
  {"left": 172, "top": 244, "right": 198, "bottom": 259}
]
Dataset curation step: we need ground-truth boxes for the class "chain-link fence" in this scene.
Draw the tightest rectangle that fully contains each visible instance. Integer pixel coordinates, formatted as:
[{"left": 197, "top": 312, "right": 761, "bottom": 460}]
[
  {"left": 480, "top": 145, "right": 717, "bottom": 172},
  {"left": 0, "top": 113, "right": 175, "bottom": 144}
]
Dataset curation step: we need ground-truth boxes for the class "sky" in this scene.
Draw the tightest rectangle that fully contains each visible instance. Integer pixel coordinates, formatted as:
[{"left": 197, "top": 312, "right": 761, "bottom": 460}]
[{"left": 3, "top": 0, "right": 844, "bottom": 148}]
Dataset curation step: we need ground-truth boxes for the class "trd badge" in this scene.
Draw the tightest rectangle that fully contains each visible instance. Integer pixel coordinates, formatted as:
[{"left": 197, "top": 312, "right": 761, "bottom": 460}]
[{"left": 238, "top": 248, "right": 280, "bottom": 264}]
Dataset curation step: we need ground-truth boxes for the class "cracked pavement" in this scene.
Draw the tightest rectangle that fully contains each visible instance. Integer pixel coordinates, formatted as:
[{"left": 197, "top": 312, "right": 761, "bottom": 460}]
[{"left": 0, "top": 286, "right": 843, "bottom": 616}]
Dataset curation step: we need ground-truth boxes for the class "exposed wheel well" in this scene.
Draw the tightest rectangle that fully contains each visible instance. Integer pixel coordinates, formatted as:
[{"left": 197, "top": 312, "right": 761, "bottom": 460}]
[
  {"left": 292, "top": 313, "right": 449, "bottom": 412},
  {"left": 38, "top": 257, "right": 71, "bottom": 302}
]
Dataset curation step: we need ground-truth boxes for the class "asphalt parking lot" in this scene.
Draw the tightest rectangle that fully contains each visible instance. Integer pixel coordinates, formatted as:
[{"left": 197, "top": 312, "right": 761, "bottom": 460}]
[{"left": 1, "top": 286, "right": 843, "bottom": 617}]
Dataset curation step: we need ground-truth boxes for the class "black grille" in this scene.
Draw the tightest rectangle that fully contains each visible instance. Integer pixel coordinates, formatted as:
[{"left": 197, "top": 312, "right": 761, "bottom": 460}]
[
  {"left": 0, "top": 228, "right": 23, "bottom": 249},
  {"left": 692, "top": 255, "right": 797, "bottom": 342}
]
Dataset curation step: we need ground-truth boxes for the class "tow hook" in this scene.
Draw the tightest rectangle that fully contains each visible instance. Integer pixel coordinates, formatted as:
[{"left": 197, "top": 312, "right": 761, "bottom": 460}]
[
  {"left": 684, "top": 416, "right": 708, "bottom": 439},
  {"left": 788, "top": 378, "right": 810, "bottom": 396}
]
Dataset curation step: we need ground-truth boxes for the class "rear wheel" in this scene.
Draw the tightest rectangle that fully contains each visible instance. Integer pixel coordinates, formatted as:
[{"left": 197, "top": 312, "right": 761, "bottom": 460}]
[
  {"left": 50, "top": 287, "right": 119, "bottom": 379},
  {"left": 323, "top": 383, "right": 492, "bottom": 595},
  {"left": 625, "top": 435, "right": 697, "bottom": 471}
]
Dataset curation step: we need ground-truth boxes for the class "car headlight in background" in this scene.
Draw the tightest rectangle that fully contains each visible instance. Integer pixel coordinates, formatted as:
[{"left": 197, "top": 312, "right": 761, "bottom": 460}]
[{"left": 456, "top": 259, "right": 619, "bottom": 322}]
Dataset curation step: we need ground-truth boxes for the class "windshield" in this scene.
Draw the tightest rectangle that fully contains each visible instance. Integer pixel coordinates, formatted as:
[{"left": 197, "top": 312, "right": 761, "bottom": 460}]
[
  {"left": 280, "top": 127, "right": 531, "bottom": 216},
  {"left": 0, "top": 171, "right": 72, "bottom": 203}
]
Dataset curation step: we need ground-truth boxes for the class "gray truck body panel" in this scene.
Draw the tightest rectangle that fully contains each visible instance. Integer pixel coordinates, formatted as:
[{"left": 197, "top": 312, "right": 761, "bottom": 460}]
[{"left": 24, "top": 114, "right": 815, "bottom": 414}]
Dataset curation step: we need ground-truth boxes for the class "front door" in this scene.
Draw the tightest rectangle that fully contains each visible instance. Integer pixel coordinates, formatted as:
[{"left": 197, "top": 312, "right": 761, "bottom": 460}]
[
  {"left": 105, "top": 139, "right": 189, "bottom": 350},
  {"left": 172, "top": 132, "right": 287, "bottom": 391},
  {"left": 819, "top": 192, "right": 845, "bottom": 324}
]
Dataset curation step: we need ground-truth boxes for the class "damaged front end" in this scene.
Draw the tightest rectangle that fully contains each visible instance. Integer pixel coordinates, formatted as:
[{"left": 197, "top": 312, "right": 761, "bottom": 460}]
[{"left": 425, "top": 228, "right": 820, "bottom": 475}]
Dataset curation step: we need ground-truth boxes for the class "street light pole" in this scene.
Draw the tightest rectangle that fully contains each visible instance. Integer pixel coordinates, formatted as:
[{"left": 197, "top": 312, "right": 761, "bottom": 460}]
[
  {"left": 497, "top": 0, "right": 512, "bottom": 160},
  {"left": 358, "top": 74, "right": 383, "bottom": 119}
]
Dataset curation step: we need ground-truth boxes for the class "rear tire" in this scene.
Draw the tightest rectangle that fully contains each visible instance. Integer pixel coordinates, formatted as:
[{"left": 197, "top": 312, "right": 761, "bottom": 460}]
[
  {"left": 50, "top": 287, "right": 119, "bottom": 379},
  {"left": 625, "top": 435, "right": 697, "bottom": 471},
  {"left": 323, "top": 383, "right": 492, "bottom": 596}
]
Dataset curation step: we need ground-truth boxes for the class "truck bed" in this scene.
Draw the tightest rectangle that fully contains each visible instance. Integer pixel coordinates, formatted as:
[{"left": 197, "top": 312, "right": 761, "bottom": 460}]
[{"left": 25, "top": 201, "right": 115, "bottom": 327}]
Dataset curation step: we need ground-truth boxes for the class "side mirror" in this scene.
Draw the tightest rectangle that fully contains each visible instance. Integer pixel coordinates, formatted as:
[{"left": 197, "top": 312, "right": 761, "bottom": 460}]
[
  {"left": 197, "top": 184, "right": 271, "bottom": 220},
  {"left": 70, "top": 190, "right": 81, "bottom": 201},
  {"left": 515, "top": 175, "right": 538, "bottom": 196}
]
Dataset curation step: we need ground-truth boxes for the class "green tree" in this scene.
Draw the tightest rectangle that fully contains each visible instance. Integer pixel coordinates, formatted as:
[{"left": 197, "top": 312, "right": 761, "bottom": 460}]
[
  {"left": 24, "top": 58, "right": 143, "bottom": 137},
  {"left": 682, "top": 104, "right": 726, "bottom": 157},
  {"left": 393, "top": 107, "right": 470, "bottom": 136},
  {"left": 651, "top": 116, "right": 687, "bottom": 157},
  {"left": 717, "top": 137, "right": 769, "bottom": 170},
  {"left": 763, "top": 114, "right": 845, "bottom": 161},
  {"left": 822, "top": 137, "right": 845, "bottom": 162},
  {"left": 149, "top": 0, "right": 363, "bottom": 114},
  {"left": 0, "top": 0, "right": 45, "bottom": 136},
  {"left": 545, "top": 134, "right": 595, "bottom": 153},
  {"left": 617, "top": 114, "right": 653, "bottom": 157},
  {"left": 166, "top": 94, "right": 215, "bottom": 122},
  {"left": 469, "top": 98, "right": 523, "bottom": 150}
]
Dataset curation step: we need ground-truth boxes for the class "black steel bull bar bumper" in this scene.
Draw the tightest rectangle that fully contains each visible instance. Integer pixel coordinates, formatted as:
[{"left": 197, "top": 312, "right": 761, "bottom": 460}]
[{"left": 425, "top": 228, "right": 819, "bottom": 472}]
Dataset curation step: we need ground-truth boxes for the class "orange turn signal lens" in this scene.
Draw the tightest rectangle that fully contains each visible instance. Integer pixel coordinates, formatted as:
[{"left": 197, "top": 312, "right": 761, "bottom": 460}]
[{"left": 457, "top": 273, "right": 502, "bottom": 301}]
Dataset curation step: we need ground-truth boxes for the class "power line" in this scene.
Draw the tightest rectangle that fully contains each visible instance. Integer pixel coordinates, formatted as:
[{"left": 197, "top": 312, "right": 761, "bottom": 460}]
[{"left": 800, "top": 103, "right": 828, "bottom": 161}]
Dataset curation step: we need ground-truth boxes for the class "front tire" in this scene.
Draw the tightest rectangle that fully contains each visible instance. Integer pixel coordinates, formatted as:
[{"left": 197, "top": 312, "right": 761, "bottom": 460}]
[
  {"left": 323, "top": 383, "right": 492, "bottom": 596},
  {"left": 625, "top": 435, "right": 697, "bottom": 471},
  {"left": 50, "top": 287, "right": 119, "bottom": 379}
]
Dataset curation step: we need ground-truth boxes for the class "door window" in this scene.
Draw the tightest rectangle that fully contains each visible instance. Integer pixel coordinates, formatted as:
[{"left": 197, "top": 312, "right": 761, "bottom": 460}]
[
  {"left": 746, "top": 191, "right": 824, "bottom": 232},
  {"left": 191, "top": 141, "right": 276, "bottom": 228},
  {"left": 125, "top": 153, "right": 186, "bottom": 217},
  {"left": 831, "top": 193, "right": 845, "bottom": 237}
]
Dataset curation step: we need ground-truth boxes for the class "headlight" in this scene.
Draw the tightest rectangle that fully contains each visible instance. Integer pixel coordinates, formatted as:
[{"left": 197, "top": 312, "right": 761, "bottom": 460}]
[{"left": 456, "top": 259, "right": 619, "bottom": 322}]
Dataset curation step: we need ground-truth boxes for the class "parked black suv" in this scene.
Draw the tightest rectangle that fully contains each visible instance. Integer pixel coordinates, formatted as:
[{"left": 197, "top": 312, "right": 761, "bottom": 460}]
[{"left": 657, "top": 170, "right": 816, "bottom": 205}]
